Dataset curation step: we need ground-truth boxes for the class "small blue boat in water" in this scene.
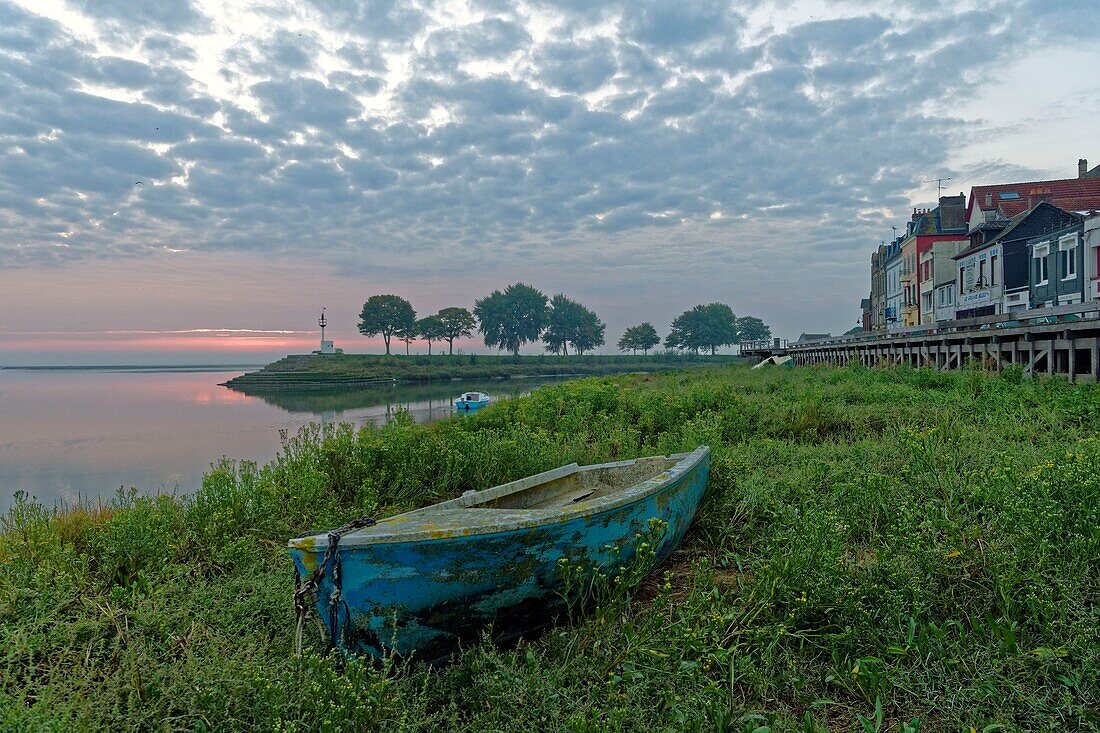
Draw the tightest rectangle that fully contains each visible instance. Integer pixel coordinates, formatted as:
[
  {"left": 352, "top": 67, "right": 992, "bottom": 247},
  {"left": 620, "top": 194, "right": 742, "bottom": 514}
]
[
  {"left": 454, "top": 391, "right": 491, "bottom": 410},
  {"left": 288, "top": 446, "right": 710, "bottom": 661}
]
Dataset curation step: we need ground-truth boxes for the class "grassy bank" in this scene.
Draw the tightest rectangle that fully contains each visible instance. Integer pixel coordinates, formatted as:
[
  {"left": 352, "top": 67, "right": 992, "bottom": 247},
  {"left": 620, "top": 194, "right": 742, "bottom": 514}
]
[
  {"left": 222, "top": 353, "right": 741, "bottom": 389},
  {"left": 2, "top": 364, "right": 1098, "bottom": 731}
]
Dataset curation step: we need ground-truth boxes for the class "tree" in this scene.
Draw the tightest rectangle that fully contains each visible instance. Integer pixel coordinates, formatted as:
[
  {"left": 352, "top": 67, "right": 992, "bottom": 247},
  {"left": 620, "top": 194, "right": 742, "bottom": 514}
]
[
  {"left": 665, "top": 303, "right": 738, "bottom": 355},
  {"left": 544, "top": 294, "right": 581, "bottom": 356},
  {"left": 358, "top": 295, "right": 415, "bottom": 355},
  {"left": 618, "top": 323, "right": 660, "bottom": 354},
  {"left": 571, "top": 307, "right": 605, "bottom": 355},
  {"left": 418, "top": 315, "right": 447, "bottom": 355},
  {"left": 544, "top": 294, "right": 605, "bottom": 356},
  {"left": 435, "top": 307, "right": 476, "bottom": 355},
  {"left": 474, "top": 283, "right": 548, "bottom": 356},
  {"left": 736, "top": 315, "right": 771, "bottom": 343},
  {"left": 397, "top": 327, "right": 416, "bottom": 355}
]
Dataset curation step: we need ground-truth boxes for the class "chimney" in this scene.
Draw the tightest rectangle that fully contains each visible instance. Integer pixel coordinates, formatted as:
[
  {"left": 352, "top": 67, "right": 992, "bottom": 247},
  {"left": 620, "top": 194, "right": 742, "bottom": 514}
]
[
  {"left": 1028, "top": 186, "right": 1053, "bottom": 209},
  {"left": 1081, "top": 159, "right": 1089, "bottom": 178},
  {"left": 984, "top": 193, "right": 993, "bottom": 208}
]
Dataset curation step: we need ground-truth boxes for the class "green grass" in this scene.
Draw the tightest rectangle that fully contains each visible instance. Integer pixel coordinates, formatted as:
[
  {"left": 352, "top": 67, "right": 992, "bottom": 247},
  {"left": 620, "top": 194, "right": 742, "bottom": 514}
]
[
  {"left": 2, "top": 364, "right": 1098, "bottom": 731},
  {"left": 223, "top": 352, "right": 741, "bottom": 389}
]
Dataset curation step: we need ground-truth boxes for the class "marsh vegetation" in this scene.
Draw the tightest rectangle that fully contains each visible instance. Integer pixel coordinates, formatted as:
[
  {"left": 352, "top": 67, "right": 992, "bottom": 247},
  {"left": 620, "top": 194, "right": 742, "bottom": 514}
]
[{"left": 2, "top": 364, "right": 1097, "bottom": 731}]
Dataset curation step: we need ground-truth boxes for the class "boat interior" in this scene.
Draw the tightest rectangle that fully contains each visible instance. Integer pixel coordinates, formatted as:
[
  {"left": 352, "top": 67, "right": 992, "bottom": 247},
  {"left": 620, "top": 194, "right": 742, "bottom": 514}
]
[
  {"left": 289, "top": 450, "right": 704, "bottom": 547},
  {"left": 466, "top": 456, "right": 677, "bottom": 511}
]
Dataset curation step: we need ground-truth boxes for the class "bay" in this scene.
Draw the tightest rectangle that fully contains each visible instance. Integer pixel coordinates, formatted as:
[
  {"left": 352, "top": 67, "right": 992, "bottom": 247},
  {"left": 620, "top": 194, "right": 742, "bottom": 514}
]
[{"left": 0, "top": 367, "right": 566, "bottom": 510}]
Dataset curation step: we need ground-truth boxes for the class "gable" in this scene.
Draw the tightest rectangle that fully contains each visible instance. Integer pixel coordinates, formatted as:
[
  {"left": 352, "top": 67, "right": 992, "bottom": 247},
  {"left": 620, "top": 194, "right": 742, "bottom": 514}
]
[{"left": 997, "top": 203, "right": 1082, "bottom": 244}]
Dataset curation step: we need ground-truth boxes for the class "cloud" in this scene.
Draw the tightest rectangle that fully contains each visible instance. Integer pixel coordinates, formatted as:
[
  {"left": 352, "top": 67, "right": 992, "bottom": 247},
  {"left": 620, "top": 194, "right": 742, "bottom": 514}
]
[
  {"left": 533, "top": 38, "right": 617, "bottom": 94},
  {"left": 0, "top": 0, "right": 1096, "bottom": 339},
  {"left": 64, "top": 0, "right": 209, "bottom": 41}
]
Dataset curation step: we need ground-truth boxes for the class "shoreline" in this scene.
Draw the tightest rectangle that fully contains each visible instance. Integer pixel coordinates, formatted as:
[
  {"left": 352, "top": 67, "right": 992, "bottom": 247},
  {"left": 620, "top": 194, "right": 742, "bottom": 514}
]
[{"left": 221, "top": 353, "right": 743, "bottom": 391}]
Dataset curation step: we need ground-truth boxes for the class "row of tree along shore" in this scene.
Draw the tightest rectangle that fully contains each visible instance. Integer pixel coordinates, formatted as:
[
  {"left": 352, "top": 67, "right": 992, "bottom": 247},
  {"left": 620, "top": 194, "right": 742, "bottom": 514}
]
[
  {"left": 223, "top": 352, "right": 742, "bottom": 390},
  {"left": 357, "top": 283, "right": 772, "bottom": 356}
]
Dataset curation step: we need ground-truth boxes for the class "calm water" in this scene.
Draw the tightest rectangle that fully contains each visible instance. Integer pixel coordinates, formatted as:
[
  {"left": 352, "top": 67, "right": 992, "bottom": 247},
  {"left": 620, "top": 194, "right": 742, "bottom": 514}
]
[{"left": 0, "top": 367, "right": 565, "bottom": 510}]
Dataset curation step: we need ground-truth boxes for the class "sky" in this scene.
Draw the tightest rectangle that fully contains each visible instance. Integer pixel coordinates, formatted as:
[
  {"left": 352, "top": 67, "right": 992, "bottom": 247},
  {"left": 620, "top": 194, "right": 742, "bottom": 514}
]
[{"left": 1, "top": 0, "right": 1098, "bottom": 365}]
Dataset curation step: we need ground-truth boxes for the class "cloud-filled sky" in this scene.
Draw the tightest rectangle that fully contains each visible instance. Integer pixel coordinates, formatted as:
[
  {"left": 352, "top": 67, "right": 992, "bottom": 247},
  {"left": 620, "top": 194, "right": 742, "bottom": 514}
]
[{"left": 1, "top": 0, "right": 1098, "bottom": 364}]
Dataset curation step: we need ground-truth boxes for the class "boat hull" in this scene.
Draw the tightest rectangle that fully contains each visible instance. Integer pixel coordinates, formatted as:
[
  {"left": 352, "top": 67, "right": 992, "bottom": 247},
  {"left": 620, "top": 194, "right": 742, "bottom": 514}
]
[{"left": 289, "top": 451, "right": 709, "bottom": 661}]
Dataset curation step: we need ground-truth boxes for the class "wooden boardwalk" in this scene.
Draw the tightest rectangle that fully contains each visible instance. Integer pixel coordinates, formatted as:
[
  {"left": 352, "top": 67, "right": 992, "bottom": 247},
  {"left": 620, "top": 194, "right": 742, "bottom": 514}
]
[{"left": 744, "top": 303, "right": 1100, "bottom": 382}]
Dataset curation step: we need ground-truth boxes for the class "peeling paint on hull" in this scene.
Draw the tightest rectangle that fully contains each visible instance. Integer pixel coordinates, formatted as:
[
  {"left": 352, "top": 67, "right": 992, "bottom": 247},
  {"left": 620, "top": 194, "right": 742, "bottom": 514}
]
[{"left": 288, "top": 449, "right": 710, "bottom": 661}]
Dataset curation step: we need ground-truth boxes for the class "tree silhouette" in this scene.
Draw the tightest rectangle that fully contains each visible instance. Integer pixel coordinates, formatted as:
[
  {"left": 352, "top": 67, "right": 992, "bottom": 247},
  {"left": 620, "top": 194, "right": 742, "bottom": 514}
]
[
  {"left": 544, "top": 293, "right": 605, "bottom": 356},
  {"left": 418, "top": 315, "right": 446, "bottom": 355},
  {"left": 618, "top": 323, "right": 660, "bottom": 354},
  {"left": 665, "top": 303, "right": 738, "bottom": 354},
  {"left": 736, "top": 316, "right": 771, "bottom": 343},
  {"left": 474, "top": 283, "right": 548, "bottom": 356},
  {"left": 358, "top": 295, "right": 415, "bottom": 355},
  {"left": 435, "top": 307, "right": 476, "bottom": 355}
]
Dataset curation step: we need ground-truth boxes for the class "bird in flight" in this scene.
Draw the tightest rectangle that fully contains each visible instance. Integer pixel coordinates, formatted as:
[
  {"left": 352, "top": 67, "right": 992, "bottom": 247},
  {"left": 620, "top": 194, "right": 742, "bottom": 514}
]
[{"left": 134, "top": 181, "right": 144, "bottom": 186}]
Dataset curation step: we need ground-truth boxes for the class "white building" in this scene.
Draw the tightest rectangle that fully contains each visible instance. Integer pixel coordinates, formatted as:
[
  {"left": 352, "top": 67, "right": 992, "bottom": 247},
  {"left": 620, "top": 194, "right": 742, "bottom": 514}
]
[
  {"left": 954, "top": 241, "right": 1004, "bottom": 318},
  {"left": 920, "top": 240, "right": 966, "bottom": 324},
  {"left": 934, "top": 280, "right": 956, "bottom": 322}
]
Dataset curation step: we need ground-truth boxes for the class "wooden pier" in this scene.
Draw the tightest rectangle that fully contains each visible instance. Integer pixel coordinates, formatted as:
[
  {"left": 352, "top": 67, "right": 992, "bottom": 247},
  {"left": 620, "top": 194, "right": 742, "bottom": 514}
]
[{"left": 744, "top": 303, "right": 1100, "bottom": 382}]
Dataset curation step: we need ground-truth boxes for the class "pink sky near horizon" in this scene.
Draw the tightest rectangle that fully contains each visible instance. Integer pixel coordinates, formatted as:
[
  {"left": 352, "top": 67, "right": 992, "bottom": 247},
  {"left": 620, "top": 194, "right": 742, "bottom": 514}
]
[{"left": 0, "top": 252, "right": 526, "bottom": 365}]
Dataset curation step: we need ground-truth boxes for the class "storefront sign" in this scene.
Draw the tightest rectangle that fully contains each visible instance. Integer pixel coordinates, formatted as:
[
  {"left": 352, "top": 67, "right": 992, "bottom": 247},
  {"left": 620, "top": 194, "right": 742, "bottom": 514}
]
[{"left": 958, "top": 289, "right": 990, "bottom": 306}]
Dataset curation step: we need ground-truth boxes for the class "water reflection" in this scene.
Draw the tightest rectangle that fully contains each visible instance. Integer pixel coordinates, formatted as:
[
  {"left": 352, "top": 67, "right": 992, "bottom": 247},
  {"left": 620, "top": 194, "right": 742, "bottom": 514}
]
[
  {"left": 0, "top": 369, "right": 572, "bottom": 509},
  {"left": 224, "top": 376, "right": 567, "bottom": 425}
]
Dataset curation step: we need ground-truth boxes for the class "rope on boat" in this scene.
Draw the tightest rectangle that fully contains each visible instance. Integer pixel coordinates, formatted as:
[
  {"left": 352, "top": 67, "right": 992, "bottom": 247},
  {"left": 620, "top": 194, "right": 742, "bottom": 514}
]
[{"left": 293, "top": 516, "right": 376, "bottom": 656}]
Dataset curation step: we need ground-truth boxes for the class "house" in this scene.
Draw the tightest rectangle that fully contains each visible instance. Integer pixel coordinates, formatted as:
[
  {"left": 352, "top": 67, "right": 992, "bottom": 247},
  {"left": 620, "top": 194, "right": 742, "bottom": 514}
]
[
  {"left": 1085, "top": 215, "right": 1100, "bottom": 301},
  {"left": 884, "top": 239, "right": 904, "bottom": 331},
  {"left": 869, "top": 244, "right": 887, "bottom": 331},
  {"left": 955, "top": 197, "right": 1085, "bottom": 317},
  {"left": 909, "top": 195, "right": 968, "bottom": 324},
  {"left": 953, "top": 166, "right": 1100, "bottom": 319},
  {"left": 1028, "top": 217, "right": 1086, "bottom": 308},
  {"left": 933, "top": 277, "right": 957, "bottom": 322},
  {"left": 860, "top": 298, "right": 872, "bottom": 332},
  {"left": 954, "top": 210, "right": 1013, "bottom": 319},
  {"left": 966, "top": 161, "right": 1100, "bottom": 229},
  {"left": 899, "top": 233, "right": 919, "bottom": 326}
]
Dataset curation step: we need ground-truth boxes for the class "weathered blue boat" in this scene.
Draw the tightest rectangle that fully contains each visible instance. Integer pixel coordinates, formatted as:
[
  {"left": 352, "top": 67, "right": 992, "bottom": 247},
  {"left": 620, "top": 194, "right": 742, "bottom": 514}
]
[
  {"left": 454, "top": 391, "right": 491, "bottom": 410},
  {"left": 288, "top": 446, "right": 710, "bottom": 661}
]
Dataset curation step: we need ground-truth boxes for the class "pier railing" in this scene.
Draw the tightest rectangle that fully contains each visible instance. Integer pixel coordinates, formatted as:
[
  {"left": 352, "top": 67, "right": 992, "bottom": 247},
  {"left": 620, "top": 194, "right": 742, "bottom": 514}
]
[
  {"left": 741, "top": 337, "right": 788, "bottom": 353},
  {"left": 782, "top": 301, "right": 1100, "bottom": 381},
  {"left": 791, "top": 301, "right": 1100, "bottom": 350}
]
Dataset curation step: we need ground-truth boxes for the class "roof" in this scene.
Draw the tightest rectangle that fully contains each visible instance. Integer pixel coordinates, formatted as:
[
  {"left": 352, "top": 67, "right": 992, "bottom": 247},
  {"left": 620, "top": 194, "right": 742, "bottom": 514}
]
[
  {"left": 911, "top": 197, "right": 968, "bottom": 236},
  {"left": 860, "top": 298, "right": 871, "bottom": 309},
  {"left": 956, "top": 201, "right": 1083, "bottom": 259},
  {"left": 1025, "top": 220, "right": 1085, "bottom": 247},
  {"left": 967, "top": 177, "right": 1100, "bottom": 224},
  {"left": 797, "top": 333, "right": 831, "bottom": 343}
]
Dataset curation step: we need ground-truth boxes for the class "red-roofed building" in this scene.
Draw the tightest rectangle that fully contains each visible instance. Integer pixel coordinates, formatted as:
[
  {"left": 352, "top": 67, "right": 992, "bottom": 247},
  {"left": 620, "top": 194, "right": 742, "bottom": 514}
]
[{"left": 966, "top": 159, "right": 1100, "bottom": 230}]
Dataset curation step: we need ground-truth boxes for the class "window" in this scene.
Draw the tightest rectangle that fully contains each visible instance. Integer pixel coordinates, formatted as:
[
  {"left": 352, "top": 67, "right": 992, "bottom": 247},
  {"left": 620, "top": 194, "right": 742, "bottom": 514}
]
[
  {"left": 959, "top": 266, "right": 965, "bottom": 294},
  {"left": 1061, "top": 249, "right": 1076, "bottom": 279},
  {"left": 978, "top": 259, "right": 986, "bottom": 287},
  {"left": 1059, "top": 234, "right": 1078, "bottom": 280},
  {"left": 990, "top": 254, "right": 998, "bottom": 286},
  {"left": 1035, "top": 256, "right": 1049, "bottom": 284}
]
